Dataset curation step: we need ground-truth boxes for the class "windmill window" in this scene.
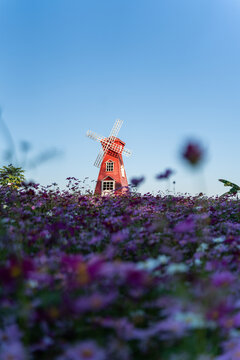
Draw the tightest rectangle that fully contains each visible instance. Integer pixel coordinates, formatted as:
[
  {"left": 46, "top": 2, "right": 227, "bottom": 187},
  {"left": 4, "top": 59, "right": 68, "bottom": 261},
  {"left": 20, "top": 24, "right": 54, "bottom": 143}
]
[
  {"left": 102, "top": 181, "right": 114, "bottom": 191},
  {"left": 106, "top": 161, "right": 114, "bottom": 172}
]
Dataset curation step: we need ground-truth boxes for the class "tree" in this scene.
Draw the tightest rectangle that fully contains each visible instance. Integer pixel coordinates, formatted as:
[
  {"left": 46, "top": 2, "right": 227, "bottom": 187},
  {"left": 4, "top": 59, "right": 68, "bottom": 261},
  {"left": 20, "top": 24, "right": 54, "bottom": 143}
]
[{"left": 0, "top": 164, "right": 25, "bottom": 188}]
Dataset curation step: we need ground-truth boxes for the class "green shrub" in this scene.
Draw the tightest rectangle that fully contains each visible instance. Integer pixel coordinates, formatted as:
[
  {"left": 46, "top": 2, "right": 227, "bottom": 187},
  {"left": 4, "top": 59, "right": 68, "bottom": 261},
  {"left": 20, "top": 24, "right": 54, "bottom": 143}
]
[{"left": 0, "top": 164, "right": 25, "bottom": 188}]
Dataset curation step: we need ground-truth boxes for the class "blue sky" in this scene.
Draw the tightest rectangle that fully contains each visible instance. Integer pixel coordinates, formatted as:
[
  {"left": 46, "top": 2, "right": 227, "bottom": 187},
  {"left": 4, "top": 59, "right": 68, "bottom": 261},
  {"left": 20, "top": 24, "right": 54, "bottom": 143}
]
[{"left": 0, "top": 0, "right": 240, "bottom": 196}]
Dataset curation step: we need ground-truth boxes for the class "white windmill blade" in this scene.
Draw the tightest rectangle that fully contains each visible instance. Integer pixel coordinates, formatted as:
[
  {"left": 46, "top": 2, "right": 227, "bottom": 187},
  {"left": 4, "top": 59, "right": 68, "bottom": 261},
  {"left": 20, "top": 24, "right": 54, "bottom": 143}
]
[
  {"left": 87, "top": 131, "right": 122, "bottom": 150},
  {"left": 94, "top": 148, "right": 105, "bottom": 168},
  {"left": 86, "top": 130, "right": 105, "bottom": 143},
  {"left": 87, "top": 119, "right": 123, "bottom": 143},
  {"left": 87, "top": 130, "right": 113, "bottom": 167},
  {"left": 93, "top": 119, "right": 123, "bottom": 168},
  {"left": 94, "top": 136, "right": 115, "bottom": 167},
  {"left": 122, "top": 148, "right": 132, "bottom": 157},
  {"left": 109, "top": 119, "right": 123, "bottom": 139}
]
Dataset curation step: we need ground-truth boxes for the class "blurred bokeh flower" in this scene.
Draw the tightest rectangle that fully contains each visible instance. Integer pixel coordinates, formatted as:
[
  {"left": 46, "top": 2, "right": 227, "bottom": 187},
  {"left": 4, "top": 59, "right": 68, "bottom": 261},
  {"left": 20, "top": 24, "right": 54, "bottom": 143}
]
[
  {"left": 58, "top": 340, "right": 106, "bottom": 360},
  {"left": 130, "top": 176, "right": 145, "bottom": 187},
  {"left": 156, "top": 168, "right": 174, "bottom": 180},
  {"left": 182, "top": 141, "right": 205, "bottom": 166}
]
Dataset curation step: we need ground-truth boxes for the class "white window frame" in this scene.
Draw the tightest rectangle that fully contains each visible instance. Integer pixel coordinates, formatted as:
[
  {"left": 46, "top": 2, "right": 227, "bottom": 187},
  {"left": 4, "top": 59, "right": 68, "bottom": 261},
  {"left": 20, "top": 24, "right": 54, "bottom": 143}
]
[
  {"left": 106, "top": 160, "right": 114, "bottom": 172},
  {"left": 101, "top": 178, "right": 115, "bottom": 195}
]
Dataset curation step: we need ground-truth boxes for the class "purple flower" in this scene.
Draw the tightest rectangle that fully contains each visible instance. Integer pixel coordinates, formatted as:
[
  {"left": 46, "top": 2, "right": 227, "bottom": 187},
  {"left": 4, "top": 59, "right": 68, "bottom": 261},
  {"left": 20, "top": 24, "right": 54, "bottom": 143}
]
[
  {"left": 216, "top": 338, "right": 240, "bottom": 360},
  {"left": 111, "top": 230, "right": 129, "bottom": 244},
  {"left": 125, "top": 267, "right": 150, "bottom": 288},
  {"left": 0, "top": 341, "right": 26, "bottom": 360},
  {"left": 156, "top": 168, "right": 174, "bottom": 180},
  {"left": 211, "top": 271, "right": 235, "bottom": 287},
  {"left": 130, "top": 176, "right": 145, "bottom": 187},
  {"left": 155, "top": 317, "right": 187, "bottom": 338},
  {"left": 61, "top": 254, "right": 83, "bottom": 273},
  {"left": 74, "top": 292, "right": 117, "bottom": 312},
  {"left": 233, "top": 312, "right": 240, "bottom": 327},
  {"left": 0, "top": 324, "right": 22, "bottom": 344},
  {"left": 58, "top": 340, "right": 106, "bottom": 360},
  {"left": 174, "top": 218, "right": 195, "bottom": 233}
]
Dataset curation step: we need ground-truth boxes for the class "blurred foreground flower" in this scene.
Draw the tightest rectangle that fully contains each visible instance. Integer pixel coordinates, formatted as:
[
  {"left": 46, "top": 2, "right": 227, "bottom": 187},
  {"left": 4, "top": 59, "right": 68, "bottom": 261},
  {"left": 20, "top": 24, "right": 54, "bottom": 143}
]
[
  {"left": 57, "top": 340, "right": 106, "bottom": 360},
  {"left": 182, "top": 141, "right": 204, "bottom": 166},
  {"left": 156, "top": 168, "right": 174, "bottom": 180},
  {"left": 130, "top": 176, "right": 145, "bottom": 187},
  {"left": 216, "top": 338, "right": 240, "bottom": 360}
]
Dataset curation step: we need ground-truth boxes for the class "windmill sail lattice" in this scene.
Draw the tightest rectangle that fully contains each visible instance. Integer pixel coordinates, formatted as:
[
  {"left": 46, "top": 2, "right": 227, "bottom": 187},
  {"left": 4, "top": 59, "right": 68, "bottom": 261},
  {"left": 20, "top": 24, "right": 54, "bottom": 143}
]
[
  {"left": 93, "top": 119, "right": 123, "bottom": 168},
  {"left": 86, "top": 130, "right": 132, "bottom": 158}
]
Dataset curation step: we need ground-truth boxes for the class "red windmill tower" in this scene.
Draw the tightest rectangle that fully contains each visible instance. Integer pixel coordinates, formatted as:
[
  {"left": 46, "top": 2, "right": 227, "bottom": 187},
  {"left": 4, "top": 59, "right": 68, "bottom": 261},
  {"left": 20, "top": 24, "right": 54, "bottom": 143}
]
[{"left": 87, "top": 119, "right": 132, "bottom": 195}]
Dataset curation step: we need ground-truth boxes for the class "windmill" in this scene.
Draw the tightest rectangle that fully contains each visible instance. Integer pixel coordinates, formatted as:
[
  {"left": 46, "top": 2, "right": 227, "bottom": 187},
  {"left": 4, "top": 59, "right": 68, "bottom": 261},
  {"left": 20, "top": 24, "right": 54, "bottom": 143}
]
[{"left": 87, "top": 119, "right": 132, "bottom": 195}]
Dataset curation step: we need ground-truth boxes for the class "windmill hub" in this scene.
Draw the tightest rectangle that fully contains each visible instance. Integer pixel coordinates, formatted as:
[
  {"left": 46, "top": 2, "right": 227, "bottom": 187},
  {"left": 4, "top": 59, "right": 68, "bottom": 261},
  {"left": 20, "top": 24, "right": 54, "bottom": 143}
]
[
  {"left": 101, "top": 137, "right": 124, "bottom": 156},
  {"left": 86, "top": 119, "right": 132, "bottom": 196}
]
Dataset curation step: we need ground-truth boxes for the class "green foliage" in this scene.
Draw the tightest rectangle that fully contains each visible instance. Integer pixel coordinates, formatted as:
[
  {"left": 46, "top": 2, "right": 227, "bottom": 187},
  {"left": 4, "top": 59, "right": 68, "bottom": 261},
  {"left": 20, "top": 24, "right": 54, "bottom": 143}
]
[
  {"left": 0, "top": 163, "right": 25, "bottom": 188},
  {"left": 219, "top": 178, "right": 240, "bottom": 196}
]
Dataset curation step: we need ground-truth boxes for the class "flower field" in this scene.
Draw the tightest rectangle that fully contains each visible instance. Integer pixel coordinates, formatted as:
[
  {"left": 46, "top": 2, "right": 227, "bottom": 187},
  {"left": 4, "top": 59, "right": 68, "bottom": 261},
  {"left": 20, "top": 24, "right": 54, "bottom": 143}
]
[{"left": 1, "top": 179, "right": 240, "bottom": 359}]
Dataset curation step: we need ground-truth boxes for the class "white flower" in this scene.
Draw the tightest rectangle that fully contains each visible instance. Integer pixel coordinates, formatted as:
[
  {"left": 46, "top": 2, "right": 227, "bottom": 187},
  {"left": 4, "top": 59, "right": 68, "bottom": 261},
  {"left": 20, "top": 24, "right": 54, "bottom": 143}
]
[
  {"left": 27, "top": 280, "right": 38, "bottom": 289},
  {"left": 196, "top": 243, "right": 208, "bottom": 252},
  {"left": 167, "top": 263, "right": 188, "bottom": 275},
  {"left": 212, "top": 236, "right": 225, "bottom": 243},
  {"left": 137, "top": 255, "right": 170, "bottom": 271},
  {"left": 174, "top": 311, "right": 209, "bottom": 329},
  {"left": 194, "top": 259, "right": 202, "bottom": 266}
]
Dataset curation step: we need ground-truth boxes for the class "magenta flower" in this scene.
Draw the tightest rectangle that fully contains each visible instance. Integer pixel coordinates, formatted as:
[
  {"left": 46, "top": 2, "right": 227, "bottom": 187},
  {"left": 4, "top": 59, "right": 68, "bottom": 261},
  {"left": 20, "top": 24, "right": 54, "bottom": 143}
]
[
  {"left": 182, "top": 141, "right": 204, "bottom": 166},
  {"left": 125, "top": 267, "right": 149, "bottom": 288},
  {"left": 61, "top": 254, "right": 83, "bottom": 273},
  {"left": 87, "top": 256, "right": 105, "bottom": 280}
]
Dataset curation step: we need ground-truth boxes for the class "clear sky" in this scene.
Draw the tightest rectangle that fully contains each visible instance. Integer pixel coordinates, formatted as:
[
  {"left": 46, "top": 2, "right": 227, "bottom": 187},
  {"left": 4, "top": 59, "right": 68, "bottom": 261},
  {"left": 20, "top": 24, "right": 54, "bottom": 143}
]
[{"left": 0, "top": 0, "right": 240, "bottom": 196}]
